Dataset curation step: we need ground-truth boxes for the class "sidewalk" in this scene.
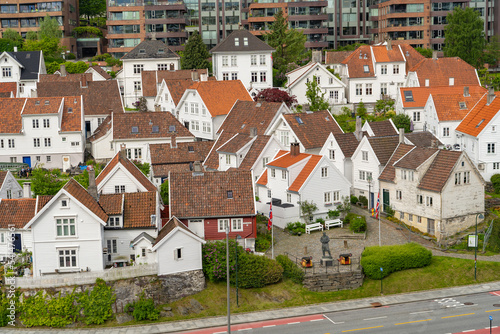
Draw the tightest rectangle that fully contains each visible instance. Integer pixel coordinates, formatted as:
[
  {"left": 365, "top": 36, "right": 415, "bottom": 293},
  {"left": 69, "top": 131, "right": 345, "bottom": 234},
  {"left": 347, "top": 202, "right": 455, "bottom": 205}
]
[{"left": 5, "top": 280, "right": 500, "bottom": 333}]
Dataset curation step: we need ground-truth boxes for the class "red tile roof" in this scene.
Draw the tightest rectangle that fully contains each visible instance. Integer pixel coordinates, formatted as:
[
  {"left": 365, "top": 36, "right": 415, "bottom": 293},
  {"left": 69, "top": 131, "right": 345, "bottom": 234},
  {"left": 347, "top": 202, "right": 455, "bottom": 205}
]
[
  {"left": 188, "top": 80, "right": 253, "bottom": 117},
  {"left": 0, "top": 98, "right": 26, "bottom": 134},
  {"left": 203, "top": 130, "right": 236, "bottom": 170},
  {"left": 88, "top": 66, "right": 112, "bottom": 80},
  {"left": 0, "top": 199, "right": 37, "bottom": 228},
  {"left": 39, "top": 73, "right": 93, "bottom": 83},
  {"left": 399, "top": 86, "right": 435, "bottom": 108},
  {"left": 379, "top": 144, "right": 415, "bottom": 182},
  {"left": 0, "top": 171, "right": 6, "bottom": 186},
  {"left": 98, "top": 193, "right": 123, "bottom": 215},
  {"left": 283, "top": 111, "right": 343, "bottom": 149},
  {"left": 96, "top": 151, "right": 157, "bottom": 192},
  {"left": 122, "top": 192, "right": 157, "bottom": 228},
  {"left": 367, "top": 119, "right": 398, "bottom": 136},
  {"left": 267, "top": 152, "right": 310, "bottom": 168},
  {"left": 88, "top": 115, "right": 111, "bottom": 142},
  {"left": 289, "top": 154, "right": 322, "bottom": 192},
  {"left": 367, "top": 136, "right": 401, "bottom": 165},
  {"left": 418, "top": 150, "right": 462, "bottom": 192},
  {"left": 325, "top": 51, "right": 354, "bottom": 64},
  {"left": 394, "top": 147, "right": 438, "bottom": 170},
  {"left": 239, "top": 135, "right": 272, "bottom": 170},
  {"left": 456, "top": 92, "right": 500, "bottom": 137},
  {"left": 341, "top": 45, "right": 375, "bottom": 78},
  {"left": 64, "top": 179, "right": 108, "bottom": 222},
  {"left": 153, "top": 216, "right": 200, "bottom": 247},
  {"left": 21, "top": 97, "right": 62, "bottom": 115},
  {"left": 169, "top": 169, "right": 255, "bottom": 218},
  {"left": 61, "top": 96, "right": 82, "bottom": 132},
  {"left": 217, "top": 133, "right": 252, "bottom": 154},
  {"left": 0, "top": 82, "right": 16, "bottom": 96},
  {"left": 409, "top": 57, "right": 479, "bottom": 87},
  {"left": 432, "top": 86, "right": 487, "bottom": 122},
  {"left": 142, "top": 69, "right": 209, "bottom": 97},
  {"left": 334, "top": 132, "right": 360, "bottom": 158},
  {"left": 164, "top": 79, "right": 197, "bottom": 106},
  {"left": 256, "top": 169, "right": 268, "bottom": 186},
  {"left": 371, "top": 45, "right": 405, "bottom": 63},
  {"left": 398, "top": 44, "right": 426, "bottom": 73}
]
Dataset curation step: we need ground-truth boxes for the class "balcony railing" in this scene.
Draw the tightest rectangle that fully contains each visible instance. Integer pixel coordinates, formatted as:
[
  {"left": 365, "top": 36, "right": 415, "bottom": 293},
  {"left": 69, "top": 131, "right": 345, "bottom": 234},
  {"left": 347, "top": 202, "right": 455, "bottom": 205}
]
[{"left": 109, "top": 0, "right": 183, "bottom": 6}]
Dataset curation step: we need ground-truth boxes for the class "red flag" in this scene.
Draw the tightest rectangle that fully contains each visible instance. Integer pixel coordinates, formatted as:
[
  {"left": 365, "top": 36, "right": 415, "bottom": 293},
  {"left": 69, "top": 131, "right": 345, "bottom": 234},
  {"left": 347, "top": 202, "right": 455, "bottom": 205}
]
[
  {"left": 375, "top": 192, "right": 380, "bottom": 219},
  {"left": 267, "top": 201, "right": 272, "bottom": 231}
]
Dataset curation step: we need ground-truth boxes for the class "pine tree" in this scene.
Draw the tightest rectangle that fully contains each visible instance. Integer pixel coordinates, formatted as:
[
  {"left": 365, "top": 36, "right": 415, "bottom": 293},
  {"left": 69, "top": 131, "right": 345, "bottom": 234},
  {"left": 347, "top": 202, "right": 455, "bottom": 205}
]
[{"left": 181, "top": 31, "right": 211, "bottom": 70}]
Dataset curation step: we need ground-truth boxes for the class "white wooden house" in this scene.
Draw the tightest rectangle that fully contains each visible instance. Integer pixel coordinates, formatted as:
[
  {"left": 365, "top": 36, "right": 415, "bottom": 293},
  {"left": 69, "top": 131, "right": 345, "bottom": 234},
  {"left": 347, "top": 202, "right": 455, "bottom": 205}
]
[
  {"left": 0, "top": 171, "right": 22, "bottom": 199},
  {"left": 0, "top": 50, "right": 46, "bottom": 98}
]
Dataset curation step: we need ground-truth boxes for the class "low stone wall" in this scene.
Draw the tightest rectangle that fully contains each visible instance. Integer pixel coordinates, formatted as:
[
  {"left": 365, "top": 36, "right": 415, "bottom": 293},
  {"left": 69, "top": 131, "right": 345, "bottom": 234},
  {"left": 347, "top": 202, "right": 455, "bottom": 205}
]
[{"left": 303, "top": 269, "right": 364, "bottom": 292}]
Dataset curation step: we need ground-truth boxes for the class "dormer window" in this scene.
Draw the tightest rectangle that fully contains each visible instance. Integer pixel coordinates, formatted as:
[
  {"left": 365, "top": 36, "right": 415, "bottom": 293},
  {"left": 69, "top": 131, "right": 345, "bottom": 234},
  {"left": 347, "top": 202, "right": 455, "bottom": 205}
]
[
  {"left": 107, "top": 216, "right": 121, "bottom": 227},
  {"left": 235, "top": 38, "right": 239, "bottom": 46},
  {"left": 459, "top": 102, "right": 466, "bottom": 110}
]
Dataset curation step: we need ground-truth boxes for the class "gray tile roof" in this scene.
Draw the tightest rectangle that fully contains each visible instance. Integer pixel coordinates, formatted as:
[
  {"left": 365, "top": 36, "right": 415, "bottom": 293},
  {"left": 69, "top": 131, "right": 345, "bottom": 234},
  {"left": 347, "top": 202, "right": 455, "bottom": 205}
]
[
  {"left": 122, "top": 39, "right": 179, "bottom": 60},
  {"left": 210, "top": 30, "right": 275, "bottom": 53},
  {"left": 8, "top": 51, "right": 42, "bottom": 80}
]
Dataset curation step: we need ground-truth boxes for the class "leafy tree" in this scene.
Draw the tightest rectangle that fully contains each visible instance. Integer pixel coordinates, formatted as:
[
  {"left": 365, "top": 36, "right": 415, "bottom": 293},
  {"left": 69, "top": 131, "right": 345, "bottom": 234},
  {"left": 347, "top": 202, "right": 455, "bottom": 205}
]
[
  {"left": 392, "top": 113, "right": 412, "bottom": 133},
  {"left": 31, "top": 168, "right": 66, "bottom": 196},
  {"left": 374, "top": 98, "right": 395, "bottom": 114},
  {"left": 305, "top": 75, "right": 329, "bottom": 111},
  {"left": 74, "top": 164, "right": 102, "bottom": 189},
  {"left": 132, "top": 97, "right": 148, "bottom": 112},
  {"left": 79, "top": 0, "right": 106, "bottom": 20},
  {"left": 356, "top": 100, "right": 368, "bottom": 119},
  {"left": 300, "top": 200, "right": 318, "bottom": 224},
  {"left": 23, "top": 36, "right": 63, "bottom": 60},
  {"left": 181, "top": 31, "right": 210, "bottom": 70},
  {"left": 479, "top": 68, "right": 500, "bottom": 91},
  {"left": 265, "top": 10, "right": 306, "bottom": 75},
  {"left": 26, "top": 31, "right": 38, "bottom": 41},
  {"left": 0, "top": 39, "right": 20, "bottom": 52},
  {"left": 254, "top": 88, "right": 297, "bottom": 107},
  {"left": 444, "top": 7, "right": 486, "bottom": 68},
  {"left": 415, "top": 47, "right": 433, "bottom": 58},
  {"left": 482, "top": 35, "right": 500, "bottom": 67},
  {"left": 335, "top": 43, "right": 367, "bottom": 52},
  {"left": 160, "top": 180, "right": 169, "bottom": 204},
  {"left": 2, "top": 29, "right": 22, "bottom": 43},
  {"left": 38, "top": 14, "right": 62, "bottom": 40},
  {"left": 46, "top": 61, "right": 89, "bottom": 74},
  {"left": 132, "top": 159, "right": 150, "bottom": 176},
  {"left": 72, "top": 26, "right": 103, "bottom": 38}
]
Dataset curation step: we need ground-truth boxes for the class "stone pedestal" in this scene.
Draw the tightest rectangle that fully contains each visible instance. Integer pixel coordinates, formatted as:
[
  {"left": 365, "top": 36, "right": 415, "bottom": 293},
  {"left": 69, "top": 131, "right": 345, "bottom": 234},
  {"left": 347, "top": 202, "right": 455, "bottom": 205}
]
[{"left": 321, "top": 257, "right": 334, "bottom": 267}]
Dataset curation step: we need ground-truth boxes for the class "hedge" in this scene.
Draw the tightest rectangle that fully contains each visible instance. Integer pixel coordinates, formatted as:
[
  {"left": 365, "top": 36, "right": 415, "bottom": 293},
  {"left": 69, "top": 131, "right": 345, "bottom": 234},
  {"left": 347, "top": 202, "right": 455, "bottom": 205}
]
[
  {"left": 361, "top": 243, "right": 432, "bottom": 279},
  {"left": 238, "top": 253, "right": 283, "bottom": 288},
  {"left": 343, "top": 213, "right": 360, "bottom": 224},
  {"left": 276, "top": 255, "right": 304, "bottom": 284},
  {"left": 349, "top": 216, "right": 367, "bottom": 233}
]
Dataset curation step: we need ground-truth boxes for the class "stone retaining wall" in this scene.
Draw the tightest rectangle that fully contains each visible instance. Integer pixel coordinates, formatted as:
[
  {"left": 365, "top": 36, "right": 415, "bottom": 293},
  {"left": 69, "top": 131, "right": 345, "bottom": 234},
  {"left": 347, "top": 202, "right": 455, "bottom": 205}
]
[{"left": 303, "top": 269, "right": 364, "bottom": 292}]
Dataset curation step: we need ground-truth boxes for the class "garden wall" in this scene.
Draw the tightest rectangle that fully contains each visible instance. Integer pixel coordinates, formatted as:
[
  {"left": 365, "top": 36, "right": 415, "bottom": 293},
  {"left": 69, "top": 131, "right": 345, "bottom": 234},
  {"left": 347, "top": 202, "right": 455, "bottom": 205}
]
[{"left": 303, "top": 269, "right": 364, "bottom": 292}]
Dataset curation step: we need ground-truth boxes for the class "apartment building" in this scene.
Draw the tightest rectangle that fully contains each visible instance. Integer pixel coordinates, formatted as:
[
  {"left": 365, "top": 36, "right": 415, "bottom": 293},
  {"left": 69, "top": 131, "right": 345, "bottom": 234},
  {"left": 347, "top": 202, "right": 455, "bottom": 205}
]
[
  {"left": 0, "top": 0, "right": 79, "bottom": 52},
  {"left": 107, "top": 0, "right": 188, "bottom": 58}
]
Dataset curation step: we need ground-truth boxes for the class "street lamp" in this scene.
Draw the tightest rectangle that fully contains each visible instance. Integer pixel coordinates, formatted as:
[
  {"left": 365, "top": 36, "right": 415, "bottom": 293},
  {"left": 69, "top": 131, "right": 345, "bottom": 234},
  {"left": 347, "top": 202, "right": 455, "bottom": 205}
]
[
  {"left": 226, "top": 221, "right": 231, "bottom": 334},
  {"left": 367, "top": 174, "right": 373, "bottom": 210},
  {"left": 235, "top": 234, "right": 241, "bottom": 307},
  {"left": 475, "top": 212, "right": 485, "bottom": 281}
]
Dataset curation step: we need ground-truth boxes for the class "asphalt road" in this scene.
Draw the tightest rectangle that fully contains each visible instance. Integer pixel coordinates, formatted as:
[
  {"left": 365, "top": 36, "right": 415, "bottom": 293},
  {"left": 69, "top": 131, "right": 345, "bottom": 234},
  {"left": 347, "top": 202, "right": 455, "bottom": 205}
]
[{"left": 182, "top": 291, "right": 500, "bottom": 334}]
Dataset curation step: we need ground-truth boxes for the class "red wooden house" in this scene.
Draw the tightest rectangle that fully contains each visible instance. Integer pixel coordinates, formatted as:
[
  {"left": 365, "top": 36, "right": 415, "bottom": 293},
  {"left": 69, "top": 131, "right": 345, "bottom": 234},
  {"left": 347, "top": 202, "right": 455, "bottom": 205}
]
[{"left": 168, "top": 169, "right": 257, "bottom": 250}]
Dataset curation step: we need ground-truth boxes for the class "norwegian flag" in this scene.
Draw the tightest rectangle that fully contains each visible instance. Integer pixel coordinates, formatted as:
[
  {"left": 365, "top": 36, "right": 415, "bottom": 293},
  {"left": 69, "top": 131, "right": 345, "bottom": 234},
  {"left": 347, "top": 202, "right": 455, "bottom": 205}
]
[
  {"left": 375, "top": 192, "right": 380, "bottom": 219},
  {"left": 267, "top": 201, "right": 273, "bottom": 231}
]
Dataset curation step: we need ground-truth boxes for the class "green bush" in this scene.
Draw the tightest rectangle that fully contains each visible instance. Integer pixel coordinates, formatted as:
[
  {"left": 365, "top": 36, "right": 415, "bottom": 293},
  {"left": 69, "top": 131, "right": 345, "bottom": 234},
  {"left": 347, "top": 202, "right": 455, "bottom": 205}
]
[
  {"left": 343, "top": 213, "right": 359, "bottom": 224},
  {"left": 285, "top": 222, "right": 305, "bottom": 235},
  {"left": 349, "top": 216, "right": 367, "bottom": 233},
  {"left": 255, "top": 234, "right": 271, "bottom": 252},
  {"left": 350, "top": 195, "right": 358, "bottom": 204},
  {"left": 127, "top": 295, "right": 160, "bottom": 321},
  {"left": 78, "top": 278, "right": 116, "bottom": 325},
  {"left": 385, "top": 205, "right": 395, "bottom": 218},
  {"left": 358, "top": 195, "right": 368, "bottom": 206},
  {"left": 19, "top": 290, "right": 79, "bottom": 327},
  {"left": 316, "top": 218, "right": 325, "bottom": 225},
  {"left": 238, "top": 253, "right": 283, "bottom": 288},
  {"left": 276, "top": 255, "right": 304, "bottom": 284},
  {"left": 486, "top": 218, "right": 500, "bottom": 252},
  {"left": 361, "top": 243, "right": 432, "bottom": 279},
  {"left": 202, "top": 240, "right": 243, "bottom": 282},
  {"left": 491, "top": 174, "right": 500, "bottom": 193},
  {"left": 327, "top": 209, "right": 340, "bottom": 219}
]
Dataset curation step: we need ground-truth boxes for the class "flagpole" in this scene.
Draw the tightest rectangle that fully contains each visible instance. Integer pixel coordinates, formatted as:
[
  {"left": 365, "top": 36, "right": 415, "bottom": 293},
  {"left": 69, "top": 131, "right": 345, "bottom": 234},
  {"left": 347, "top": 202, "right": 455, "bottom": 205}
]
[
  {"left": 272, "top": 224, "right": 274, "bottom": 259},
  {"left": 378, "top": 215, "right": 381, "bottom": 247}
]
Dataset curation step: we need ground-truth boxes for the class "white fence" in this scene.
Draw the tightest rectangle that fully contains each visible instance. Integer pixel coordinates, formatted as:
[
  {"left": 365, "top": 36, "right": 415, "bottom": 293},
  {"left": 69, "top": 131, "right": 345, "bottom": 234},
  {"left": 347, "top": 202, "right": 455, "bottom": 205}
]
[{"left": 15, "top": 263, "right": 158, "bottom": 289}]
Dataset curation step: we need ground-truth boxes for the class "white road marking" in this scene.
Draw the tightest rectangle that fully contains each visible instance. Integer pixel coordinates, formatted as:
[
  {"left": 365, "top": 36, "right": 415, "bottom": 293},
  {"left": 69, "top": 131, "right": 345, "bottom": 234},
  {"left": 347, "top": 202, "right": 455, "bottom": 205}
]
[
  {"left": 238, "top": 329, "right": 252, "bottom": 331},
  {"left": 310, "top": 319, "right": 324, "bottom": 322},
  {"left": 323, "top": 314, "right": 344, "bottom": 325},
  {"left": 263, "top": 325, "right": 276, "bottom": 328},
  {"left": 410, "top": 310, "right": 434, "bottom": 315},
  {"left": 363, "top": 316, "right": 388, "bottom": 321},
  {"left": 287, "top": 322, "right": 300, "bottom": 325},
  {"left": 462, "top": 330, "right": 476, "bottom": 332}
]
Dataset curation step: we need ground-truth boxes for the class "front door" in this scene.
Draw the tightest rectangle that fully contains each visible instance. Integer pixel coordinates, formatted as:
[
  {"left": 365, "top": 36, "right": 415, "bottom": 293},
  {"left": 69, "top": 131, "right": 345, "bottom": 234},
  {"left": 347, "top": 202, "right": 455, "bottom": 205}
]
[
  {"left": 85, "top": 121, "right": 91, "bottom": 138},
  {"left": 427, "top": 219, "right": 435, "bottom": 235},
  {"left": 383, "top": 189, "right": 390, "bottom": 212},
  {"left": 189, "top": 220, "right": 205, "bottom": 239},
  {"left": 370, "top": 192, "right": 374, "bottom": 210},
  {"left": 13, "top": 233, "right": 21, "bottom": 253},
  {"left": 22, "top": 156, "right": 31, "bottom": 167}
]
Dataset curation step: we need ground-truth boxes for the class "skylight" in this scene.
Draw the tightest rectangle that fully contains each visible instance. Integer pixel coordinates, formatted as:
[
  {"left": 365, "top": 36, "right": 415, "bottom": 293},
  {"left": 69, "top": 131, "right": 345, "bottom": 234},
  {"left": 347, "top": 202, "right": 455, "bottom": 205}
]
[
  {"left": 139, "top": 49, "right": 146, "bottom": 54},
  {"left": 459, "top": 102, "right": 467, "bottom": 110},
  {"left": 44, "top": 100, "right": 50, "bottom": 105},
  {"left": 68, "top": 107, "right": 73, "bottom": 113},
  {"left": 227, "top": 190, "right": 233, "bottom": 199},
  {"left": 243, "top": 37, "right": 248, "bottom": 46},
  {"left": 188, "top": 146, "right": 194, "bottom": 152},
  {"left": 169, "top": 125, "right": 176, "bottom": 132},
  {"left": 35, "top": 101, "right": 40, "bottom": 106},
  {"left": 158, "top": 48, "right": 164, "bottom": 53},
  {"left": 152, "top": 125, "right": 159, "bottom": 133},
  {"left": 363, "top": 65, "right": 369, "bottom": 73},
  {"left": 241, "top": 124, "right": 246, "bottom": 129},
  {"left": 295, "top": 116, "right": 304, "bottom": 125},
  {"left": 132, "top": 126, "right": 139, "bottom": 133},
  {"left": 476, "top": 119, "right": 485, "bottom": 128},
  {"left": 404, "top": 90, "right": 414, "bottom": 102}
]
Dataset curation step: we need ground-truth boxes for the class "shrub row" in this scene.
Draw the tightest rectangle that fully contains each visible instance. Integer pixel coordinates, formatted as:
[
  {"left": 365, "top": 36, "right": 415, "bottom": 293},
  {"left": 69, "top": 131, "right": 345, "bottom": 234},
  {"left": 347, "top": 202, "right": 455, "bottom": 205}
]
[
  {"left": 361, "top": 243, "right": 432, "bottom": 279},
  {"left": 276, "top": 255, "right": 304, "bottom": 284}
]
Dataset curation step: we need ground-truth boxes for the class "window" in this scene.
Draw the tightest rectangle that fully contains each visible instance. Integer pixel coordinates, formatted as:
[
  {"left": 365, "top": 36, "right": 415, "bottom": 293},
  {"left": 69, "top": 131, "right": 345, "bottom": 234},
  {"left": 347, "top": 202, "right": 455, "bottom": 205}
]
[
  {"left": 142, "top": 248, "right": 146, "bottom": 257},
  {"left": 231, "top": 72, "right": 238, "bottom": 80},
  {"left": 44, "top": 138, "right": 51, "bottom": 147},
  {"left": 6, "top": 190, "right": 11, "bottom": 199},
  {"left": 280, "top": 131, "right": 289, "bottom": 146},
  {"left": 61, "top": 199, "right": 68, "bottom": 207},
  {"left": 250, "top": 55, "right": 257, "bottom": 66},
  {"left": 260, "top": 55, "right": 266, "bottom": 65},
  {"left": 218, "top": 219, "right": 229, "bottom": 232},
  {"left": 381, "top": 65, "right": 387, "bottom": 75},
  {"left": 329, "top": 150, "right": 335, "bottom": 160},
  {"left": 19, "top": 83, "right": 24, "bottom": 93},
  {"left": 393, "top": 65, "right": 399, "bottom": 74},
  {"left": 33, "top": 138, "right": 40, "bottom": 147},
  {"left": 267, "top": 189, "right": 271, "bottom": 198},
  {"left": 251, "top": 72, "right": 257, "bottom": 82},
  {"left": 359, "top": 170, "right": 365, "bottom": 180},
  {"left": 455, "top": 172, "right": 461, "bottom": 185},
  {"left": 260, "top": 72, "right": 267, "bottom": 82},
  {"left": 114, "top": 185, "right": 126, "bottom": 193},
  {"left": 222, "top": 73, "right": 229, "bottom": 80},
  {"left": 232, "top": 218, "right": 243, "bottom": 232},
  {"left": 157, "top": 63, "right": 168, "bottom": 71},
  {"left": 262, "top": 157, "right": 269, "bottom": 168},
  {"left": 365, "top": 84, "right": 372, "bottom": 95},
  {"left": 426, "top": 196, "right": 433, "bottom": 207},
  {"left": 271, "top": 168, "right": 276, "bottom": 178},
  {"left": 321, "top": 167, "right": 328, "bottom": 177},
  {"left": 408, "top": 214, "right": 413, "bottom": 222},
  {"left": 174, "top": 248, "right": 182, "bottom": 260},
  {"left": 316, "top": 76, "right": 321, "bottom": 84},
  {"left": 464, "top": 171, "right": 470, "bottom": 184},
  {"left": 417, "top": 216, "right": 421, "bottom": 223},
  {"left": 356, "top": 84, "right": 362, "bottom": 96},
  {"left": 363, "top": 65, "right": 369, "bottom": 73},
  {"left": 396, "top": 190, "right": 402, "bottom": 200},
  {"left": 400, "top": 212, "right": 404, "bottom": 220},
  {"left": 133, "top": 64, "right": 143, "bottom": 74},
  {"left": 107, "top": 240, "right": 117, "bottom": 254},
  {"left": 222, "top": 56, "right": 228, "bottom": 66},
  {"left": 401, "top": 169, "right": 407, "bottom": 180},
  {"left": 324, "top": 191, "right": 332, "bottom": 204},
  {"left": 413, "top": 112, "right": 420, "bottom": 122},
  {"left": 190, "top": 103, "right": 199, "bottom": 114},
  {"left": 32, "top": 119, "right": 39, "bottom": 128},
  {"left": 202, "top": 121, "right": 211, "bottom": 133},
  {"left": 362, "top": 151, "right": 368, "bottom": 161},
  {"left": 381, "top": 83, "right": 388, "bottom": 95},
  {"left": 8, "top": 139, "right": 14, "bottom": 148},
  {"left": 56, "top": 218, "right": 76, "bottom": 236},
  {"left": 127, "top": 148, "right": 142, "bottom": 159},
  {"left": 488, "top": 143, "right": 496, "bottom": 153},
  {"left": 107, "top": 216, "right": 121, "bottom": 227},
  {"left": 134, "top": 81, "right": 141, "bottom": 91},
  {"left": 0, "top": 232, "right": 4, "bottom": 243},
  {"left": 58, "top": 249, "right": 77, "bottom": 268},
  {"left": 43, "top": 119, "right": 50, "bottom": 128},
  {"left": 0, "top": 139, "right": 3, "bottom": 148},
  {"left": 231, "top": 55, "right": 237, "bottom": 66},
  {"left": 287, "top": 193, "right": 292, "bottom": 203},
  {"left": 226, "top": 154, "right": 231, "bottom": 164},
  {"left": 2, "top": 67, "right": 11, "bottom": 77},
  {"left": 443, "top": 127, "right": 450, "bottom": 137},
  {"left": 191, "top": 120, "right": 200, "bottom": 131},
  {"left": 46, "top": 156, "right": 50, "bottom": 162},
  {"left": 494, "top": 162, "right": 500, "bottom": 170},
  {"left": 333, "top": 191, "right": 340, "bottom": 202}
]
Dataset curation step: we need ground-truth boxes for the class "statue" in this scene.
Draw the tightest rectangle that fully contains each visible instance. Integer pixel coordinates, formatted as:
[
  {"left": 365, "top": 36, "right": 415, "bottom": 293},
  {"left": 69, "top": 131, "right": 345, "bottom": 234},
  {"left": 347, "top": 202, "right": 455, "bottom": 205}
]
[{"left": 320, "top": 232, "right": 332, "bottom": 258}]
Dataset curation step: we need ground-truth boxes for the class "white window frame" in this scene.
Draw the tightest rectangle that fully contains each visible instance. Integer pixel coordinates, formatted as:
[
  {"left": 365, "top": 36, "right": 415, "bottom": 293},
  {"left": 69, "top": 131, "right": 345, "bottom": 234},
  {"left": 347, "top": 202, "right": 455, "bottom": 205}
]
[
  {"left": 231, "top": 218, "right": 243, "bottom": 232},
  {"left": 114, "top": 185, "right": 126, "bottom": 193},
  {"left": 381, "top": 65, "right": 387, "bottom": 75},
  {"left": 107, "top": 239, "right": 117, "bottom": 254},
  {"left": 56, "top": 217, "right": 76, "bottom": 237},
  {"left": 393, "top": 64, "right": 399, "bottom": 74},
  {"left": 329, "top": 149, "right": 335, "bottom": 160},
  {"left": 426, "top": 196, "right": 433, "bottom": 207},
  {"left": 259, "top": 54, "right": 266, "bottom": 65},
  {"left": 133, "top": 64, "right": 144, "bottom": 74},
  {"left": 58, "top": 248, "right": 78, "bottom": 268},
  {"left": 396, "top": 190, "right": 402, "bottom": 200},
  {"left": 321, "top": 167, "right": 328, "bottom": 178},
  {"left": 174, "top": 247, "right": 183, "bottom": 260},
  {"left": 218, "top": 219, "right": 229, "bottom": 232},
  {"left": 230, "top": 55, "right": 237, "bottom": 66},
  {"left": 107, "top": 216, "right": 121, "bottom": 227},
  {"left": 222, "top": 56, "right": 228, "bottom": 66},
  {"left": 362, "top": 151, "right": 368, "bottom": 161},
  {"left": 250, "top": 55, "right": 257, "bottom": 66},
  {"left": 324, "top": 191, "right": 332, "bottom": 204},
  {"left": 488, "top": 143, "right": 496, "bottom": 154}
]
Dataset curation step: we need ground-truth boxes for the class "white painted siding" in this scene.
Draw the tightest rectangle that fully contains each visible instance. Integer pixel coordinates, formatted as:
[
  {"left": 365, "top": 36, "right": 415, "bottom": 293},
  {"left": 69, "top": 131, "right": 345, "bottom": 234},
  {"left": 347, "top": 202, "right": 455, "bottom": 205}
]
[
  {"left": 156, "top": 230, "right": 203, "bottom": 275},
  {"left": 0, "top": 171, "right": 23, "bottom": 199},
  {"left": 0, "top": 229, "right": 32, "bottom": 259},
  {"left": 98, "top": 167, "right": 144, "bottom": 194},
  {"left": 177, "top": 91, "right": 216, "bottom": 140},
  {"left": 351, "top": 138, "right": 380, "bottom": 197},
  {"left": 103, "top": 228, "right": 157, "bottom": 266}
]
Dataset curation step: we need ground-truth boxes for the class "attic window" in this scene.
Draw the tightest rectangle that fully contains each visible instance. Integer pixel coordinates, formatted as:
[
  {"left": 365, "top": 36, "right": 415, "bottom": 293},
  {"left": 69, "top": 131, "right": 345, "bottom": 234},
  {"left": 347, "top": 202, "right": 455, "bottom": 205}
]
[
  {"left": 68, "top": 107, "right": 73, "bottom": 113},
  {"left": 235, "top": 38, "right": 239, "bottom": 46},
  {"left": 404, "top": 90, "right": 414, "bottom": 102},
  {"left": 476, "top": 119, "right": 485, "bottom": 128},
  {"left": 35, "top": 100, "right": 40, "bottom": 105},
  {"left": 227, "top": 190, "right": 233, "bottom": 199},
  {"left": 241, "top": 124, "right": 246, "bottom": 129},
  {"left": 188, "top": 146, "right": 194, "bottom": 152},
  {"left": 363, "top": 65, "right": 369, "bottom": 73},
  {"left": 295, "top": 116, "right": 304, "bottom": 125},
  {"left": 152, "top": 125, "right": 159, "bottom": 133},
  {"left": 44, "top": 100, "right": 50, "bottom": 105},
  {"left": 169, "top": 125, "right": 176, "bottom": 132},
  {"left": 243, "top": 37, "right": 248, "bottom": 46},
  {"left": 139, "top": 49, "right": 146, "bottom": 54},
  {"left": 458, "top": 101, "right": 466, "bottom": 110},
  {"left": 132, "top": 126, "right": 139, "bottom": 133},
  {"left": 158, "top": 48, "right": 165, "bottom": 54}
]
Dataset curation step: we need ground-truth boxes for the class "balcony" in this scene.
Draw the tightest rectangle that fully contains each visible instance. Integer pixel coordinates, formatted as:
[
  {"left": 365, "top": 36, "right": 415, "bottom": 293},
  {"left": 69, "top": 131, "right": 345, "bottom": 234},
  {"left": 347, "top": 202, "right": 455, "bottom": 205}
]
[{"left": 108, "top": 0, "right": 184, "bottom": 6}]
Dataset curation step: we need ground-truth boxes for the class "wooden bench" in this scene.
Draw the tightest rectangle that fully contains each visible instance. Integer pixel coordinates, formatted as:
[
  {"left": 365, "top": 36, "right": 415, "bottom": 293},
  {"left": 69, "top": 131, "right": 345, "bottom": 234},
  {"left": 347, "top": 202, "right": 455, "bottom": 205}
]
[
  {"left": 325, "top": 219, "right": 343, "bottom": 230},
  {"left": 305, "top": 222, "right": 324, "bottom": 234}
]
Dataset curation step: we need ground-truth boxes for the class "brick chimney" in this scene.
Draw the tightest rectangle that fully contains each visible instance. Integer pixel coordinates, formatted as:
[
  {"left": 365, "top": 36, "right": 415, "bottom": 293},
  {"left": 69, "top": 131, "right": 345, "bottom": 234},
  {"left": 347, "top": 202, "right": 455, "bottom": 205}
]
[
  {"left": 290, "top": 142, "right": 300, "bottom": 157},
  {"left": 81, "top": 74, "right": 88, "bottom": 88},
  {"left": 87, "top": 166, "right": 98, "bottom": 201},
  {"left": 249, "top": 127, "right": 257, "bottom": 138},
  {"left": 487, "top": 87, "right": 496, "bottom": 105},
  {"left": 60, "top": 64, "right": 67, "bottom": 77},
  {"left": 464, "top": 86, "right": 469, "bottom": 97},
  {"left": 200, "top": 73, "right": 208, "bottom": 81},
  {"left": 311, "top": 50, "right": 322, "bottom": 63},
  {"left": 386, "top": 39, "right": 392, "bottom": 51},
  {"left": 170, "top": 135, "right": 177, "bottom": 148}
]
